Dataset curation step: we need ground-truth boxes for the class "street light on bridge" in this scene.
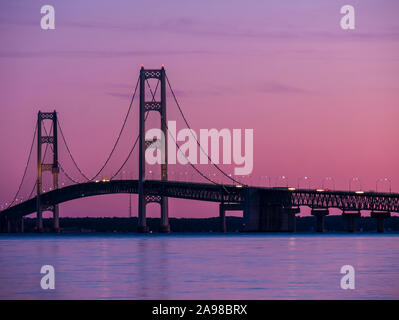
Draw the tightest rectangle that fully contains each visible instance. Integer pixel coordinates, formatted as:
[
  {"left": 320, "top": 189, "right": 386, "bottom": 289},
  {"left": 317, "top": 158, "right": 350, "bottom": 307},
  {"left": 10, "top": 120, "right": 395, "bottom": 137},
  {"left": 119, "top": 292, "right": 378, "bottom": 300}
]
[
  {"left": 322, "top": 177, "right": 335, "bottom": 190},
  {"left": 349, "top": 177, "right": 362, "bottom": 192},
  {"left": 258, "top": 175, "right": 272, "bottom": 187},
  {"left": 376, "top": 177, "right": 392, "bottom": 193},
  {"left": 297, "top": 176, "right": 311, "bottom": 189},
  {"left": 276, "top": 175, "right": 288, "bottom": 188}
]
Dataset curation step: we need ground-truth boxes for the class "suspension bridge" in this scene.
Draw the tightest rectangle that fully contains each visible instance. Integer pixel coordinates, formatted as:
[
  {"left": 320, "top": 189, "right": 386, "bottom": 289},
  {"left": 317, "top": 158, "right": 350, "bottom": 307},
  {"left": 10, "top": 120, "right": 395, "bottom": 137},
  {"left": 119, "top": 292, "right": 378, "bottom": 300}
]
[{"left": 1, "top": 66, "right": 398, "bottom": 234}]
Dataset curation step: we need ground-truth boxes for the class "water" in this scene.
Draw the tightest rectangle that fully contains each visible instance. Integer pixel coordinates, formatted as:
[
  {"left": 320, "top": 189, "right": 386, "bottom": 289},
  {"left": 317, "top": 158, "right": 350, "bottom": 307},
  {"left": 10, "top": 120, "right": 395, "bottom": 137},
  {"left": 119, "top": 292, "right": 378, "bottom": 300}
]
[{"left": 0, "top": 234, "right": 398, "bottom": 299}]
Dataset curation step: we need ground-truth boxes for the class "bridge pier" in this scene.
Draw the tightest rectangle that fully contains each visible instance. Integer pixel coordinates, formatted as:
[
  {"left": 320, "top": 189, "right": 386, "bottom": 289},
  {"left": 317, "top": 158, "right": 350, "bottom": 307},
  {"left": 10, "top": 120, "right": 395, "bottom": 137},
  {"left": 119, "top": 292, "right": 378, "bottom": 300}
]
[
  {"left": 137, "top": 208, "right": 149, "bottom": 233},
  {"left": 53, "top": 206, "right": 60, "bottom": 233},
  {"left": 342, "top": 211, "right": 360, "bottom": 233},
  {"left": 4, "top": 217, "right": 24, "bottom": 233},
  {"left": 243, "top": 188, "right": 295, "bottom": 232},
  {"left": 282, "top": 207, "right": 299, "bottom": 232},
  {"left": 371, "top": 211, "right": 390, "bottom": 233},
  {"left": 137, "top": 187, "right": 148, "bottom": 233},
  {"left": 219, "top": 203, "right": 243, "bottom": 233},
  {"left": 159, "top": 197, "right": 170, "bottom": 233},
  {"left": 36, "top": 210, "right": 43, "bottom": 232},
  {"left": 219, "top": 203, "right": 226, "bottom": 233},
  {"left": 138, "top": 67, "right": 169, "bottom": 233},
  {"left": 311, "top": 209, "right": 329, "bottom": 232}
]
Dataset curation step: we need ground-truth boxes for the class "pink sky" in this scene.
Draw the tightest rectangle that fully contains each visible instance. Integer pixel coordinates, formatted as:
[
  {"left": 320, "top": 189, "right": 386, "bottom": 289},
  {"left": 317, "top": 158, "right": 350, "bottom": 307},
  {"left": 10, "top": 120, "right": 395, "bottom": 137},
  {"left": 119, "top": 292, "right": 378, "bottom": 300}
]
[{"left": 0, "top": 0, "right": 398, "bottom": 218}]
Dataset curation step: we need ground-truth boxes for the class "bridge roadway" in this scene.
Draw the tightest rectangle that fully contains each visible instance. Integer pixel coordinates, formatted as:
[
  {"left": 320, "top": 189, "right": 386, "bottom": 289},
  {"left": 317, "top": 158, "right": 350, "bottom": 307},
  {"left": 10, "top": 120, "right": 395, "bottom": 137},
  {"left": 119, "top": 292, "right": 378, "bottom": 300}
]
[{"left": 1, "top": 180, "right": 398, "bottom": 221}]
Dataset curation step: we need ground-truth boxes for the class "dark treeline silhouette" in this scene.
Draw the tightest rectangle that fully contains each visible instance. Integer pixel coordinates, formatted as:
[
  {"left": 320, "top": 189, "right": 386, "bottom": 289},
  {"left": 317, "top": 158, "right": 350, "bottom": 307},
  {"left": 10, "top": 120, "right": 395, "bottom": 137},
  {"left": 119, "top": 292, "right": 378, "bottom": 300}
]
[{"left": 17, "top": 216, "right": 399, "bottom": 233}]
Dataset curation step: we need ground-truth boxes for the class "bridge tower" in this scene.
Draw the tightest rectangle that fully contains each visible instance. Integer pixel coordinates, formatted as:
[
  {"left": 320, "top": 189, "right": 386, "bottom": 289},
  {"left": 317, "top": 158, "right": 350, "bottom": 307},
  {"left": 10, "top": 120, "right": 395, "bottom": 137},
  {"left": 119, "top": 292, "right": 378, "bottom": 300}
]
[
  {"left": 138, "top": 66, "right": 170, "bottom": 233},
  {"left": 36, "top": 111, "right": 59, "bottom": 232}
]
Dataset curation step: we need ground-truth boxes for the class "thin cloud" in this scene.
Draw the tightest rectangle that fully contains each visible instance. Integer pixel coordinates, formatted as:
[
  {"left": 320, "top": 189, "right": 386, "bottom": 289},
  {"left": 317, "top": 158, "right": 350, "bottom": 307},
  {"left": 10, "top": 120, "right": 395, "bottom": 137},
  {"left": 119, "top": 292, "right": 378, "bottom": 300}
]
[
  {"left": 259, "top": 82, "right": 310, "bottom": 94},
  {"left": 0, "top": 49, "right": 217, "bottom": 59},
  {"left": 106, "top": 92, "right": 132, "bottom": 100}
]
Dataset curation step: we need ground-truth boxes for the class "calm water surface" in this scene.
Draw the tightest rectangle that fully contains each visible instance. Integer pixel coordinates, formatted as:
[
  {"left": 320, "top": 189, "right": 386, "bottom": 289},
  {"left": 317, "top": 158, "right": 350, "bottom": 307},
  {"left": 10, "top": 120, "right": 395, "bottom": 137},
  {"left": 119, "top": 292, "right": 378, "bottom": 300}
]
[{"left": 0, "top": 234, "right": 398, "bottom": 299}]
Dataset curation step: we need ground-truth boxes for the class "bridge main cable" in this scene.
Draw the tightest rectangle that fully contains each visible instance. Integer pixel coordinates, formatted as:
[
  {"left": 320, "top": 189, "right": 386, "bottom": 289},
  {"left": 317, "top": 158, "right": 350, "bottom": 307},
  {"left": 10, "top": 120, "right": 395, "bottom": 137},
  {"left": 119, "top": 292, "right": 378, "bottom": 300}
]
[
  {"left": 5, "top": 122, "right": 37, "bottom": 209},
  {"left": 56, "top": 76, "right": 140, "bottom": 181},
  {"left": 42, "top": 123, "right": 80, "bottom": 185},
  {"left": 109, "top": 111, "right": 150, "bottom": 180},
  {"left": 165, "top": 74, "right": 244, "bottom": 186},
  {"left": 145, "top": 78, "right": 218, "bottom": 185}
]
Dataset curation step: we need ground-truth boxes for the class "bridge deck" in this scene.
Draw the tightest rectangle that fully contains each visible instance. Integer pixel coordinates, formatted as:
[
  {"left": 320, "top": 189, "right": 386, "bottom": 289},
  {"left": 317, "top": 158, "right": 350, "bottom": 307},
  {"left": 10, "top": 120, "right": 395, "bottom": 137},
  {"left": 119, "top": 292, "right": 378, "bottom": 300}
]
[{"left": 1, "top": 180, "right": 398, "bottom": 219}]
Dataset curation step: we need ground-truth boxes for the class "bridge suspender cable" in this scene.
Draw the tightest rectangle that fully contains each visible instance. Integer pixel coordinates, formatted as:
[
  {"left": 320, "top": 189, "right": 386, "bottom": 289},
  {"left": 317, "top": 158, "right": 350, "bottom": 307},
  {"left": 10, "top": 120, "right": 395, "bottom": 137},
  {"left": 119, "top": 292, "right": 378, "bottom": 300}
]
[
  {"left": 109, "top": 111, "right": 149, "bottom": 180},
  {"left": 109, "top": 80, "right": 159, "bottom": 180},
  {"left": 6, "top": 123, "right": 37, "bottom": 209},
  {"left": 145, "top": 79, "right": 218, "bottom": 185},
  {"left": 88, "top": 76, "right": 140, "bottom": 180},
  {"left": 57, "top": 121, "right": 90, "bottom": 181},
  {"left": 42, "top": 123, "right": 80, "bottom": 184},
  {"left": 27, "top": 181, "right": 37, "bottom": 200},
  {"left": 56, "top": 76, "right": 140, "bottom": 182},
  {"left": 108, "top": 77, "right": 215, "bottom": 185},
  {"left": 163, "top": 114, "right": 218, "bottom": 185},
  {"left": 58, "top": 161, "right": 80, "bottom": 184},
  {"left": 165, "top": 74, "right": 244, "bottom": 186}
]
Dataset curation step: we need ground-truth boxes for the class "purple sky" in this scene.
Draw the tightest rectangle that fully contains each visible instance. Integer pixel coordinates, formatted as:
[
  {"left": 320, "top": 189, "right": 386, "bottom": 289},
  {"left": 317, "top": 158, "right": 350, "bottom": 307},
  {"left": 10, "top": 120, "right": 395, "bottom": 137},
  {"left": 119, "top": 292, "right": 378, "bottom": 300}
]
[{"left": 0, "top": 0, "right": 398, "bottom": 218}]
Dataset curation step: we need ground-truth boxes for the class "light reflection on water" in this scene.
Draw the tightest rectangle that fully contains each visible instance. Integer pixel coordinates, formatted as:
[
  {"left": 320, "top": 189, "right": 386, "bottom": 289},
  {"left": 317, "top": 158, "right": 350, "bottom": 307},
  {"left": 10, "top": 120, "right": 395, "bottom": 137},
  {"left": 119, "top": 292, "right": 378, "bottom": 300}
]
[{"left": 0, "top": 234, "right": 398, "bottom": 299}]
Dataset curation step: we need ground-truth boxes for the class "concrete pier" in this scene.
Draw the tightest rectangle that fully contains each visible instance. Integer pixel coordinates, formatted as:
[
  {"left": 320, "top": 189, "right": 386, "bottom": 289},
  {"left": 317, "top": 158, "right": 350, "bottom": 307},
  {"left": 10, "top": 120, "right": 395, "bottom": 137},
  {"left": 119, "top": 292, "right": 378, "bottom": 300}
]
[
  {"left": 159, "top": 197, "right": 170, "bottom": 233},
  {"left": 311, "top": 209, "right": 329, "bottom": 232},
  {"left": 53, "top": 207, "right": 60, "bottom": 233},
  {"left": 342, "top": 211, "right": 361, "bottom": 233},
  {"left": 243, "top": 188, "right": 295, "bottom": 232},
  {"left": 36, "top": 210, "right": 43, "bottom": 232},
  {"left": 137, "top": 225, "right": 150, "bottom": 233},
  {"left": 281, "top": 207, "right": 300, "bottom": 232},
  {"left": 371, "top": 211, "right": 391, "bottom": 233},
  {"left": 219, "top": 203, "right": 243, "bottom": 233},
  {"left": 219, "top": 203, "right": 226, "bottom": 233},
  {"left": 4, "top": 217, "right": 24, "bottom": 233},
  {"left": 158, "top": 224, "right": 171, "bottom": 233}
]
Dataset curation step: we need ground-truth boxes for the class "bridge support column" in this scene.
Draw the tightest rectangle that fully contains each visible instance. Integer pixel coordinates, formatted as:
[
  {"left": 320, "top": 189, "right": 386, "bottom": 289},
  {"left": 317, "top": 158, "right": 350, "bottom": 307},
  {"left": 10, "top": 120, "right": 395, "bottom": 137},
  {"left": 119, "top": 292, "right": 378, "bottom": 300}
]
[
  {"left": 53, "top": 206, "right": 59, "bottom": 233},
  {"left": 52, "top": 167, "right": 60, "bottom": 233},
  {"left": 243, "top": 188, "right": 260, "bottom": 231},
  {"left": 159, "top": 196, "right": 170, "bottom": 233},
  {"left": 37, "top": 111, "right": 59, "bottom": 233},
  {"left": 371, "top": 211, "right": 390, "bottom": 233},
  {"left": 7, "top": 218, "right": 11, "bottom": 233},
  {"left": 219, "top": 203, "right": 226, "bottom": 233},
  {"left": 342, "top": 211, "right": 360, "bottom": 233},
  {"left": 311, "top": 209, "right": 329, "bottom": 232},
  {"left": 0, "top": 219, "right": 5, "bottom": 233},
  {"left": 4, "top": 218, "right": 23, "bottom": 233},
  {"left": 19, "top": 217, "right": 24, "bottom": 233},
  {"left": 138, "top": 66, "right": 169, "bottom": 233},
  {"left": 243, "top": 188, "right": 293, "bottom": 232},
  {"left": 281, "top": 207, "right": 300, "bottom": 232},
  {"left": 220, "top": 203, "right": 243, "bottom": 233},
  {"left": 137, "top": 196, "right": 149, "bottom": 233},
  {"left": 36, "top": 208, "right": 43, "bottom": 232}
]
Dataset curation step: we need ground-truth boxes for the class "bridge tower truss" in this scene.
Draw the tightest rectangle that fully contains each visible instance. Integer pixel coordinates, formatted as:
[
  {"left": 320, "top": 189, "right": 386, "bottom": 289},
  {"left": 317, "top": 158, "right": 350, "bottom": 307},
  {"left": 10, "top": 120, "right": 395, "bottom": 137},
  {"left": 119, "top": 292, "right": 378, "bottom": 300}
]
[
  {"left": 138, "top": 66, "right": 170, "bottom": 233},
  {"left": 36, "top": 111, "right": 59, "bottom": 232}
]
